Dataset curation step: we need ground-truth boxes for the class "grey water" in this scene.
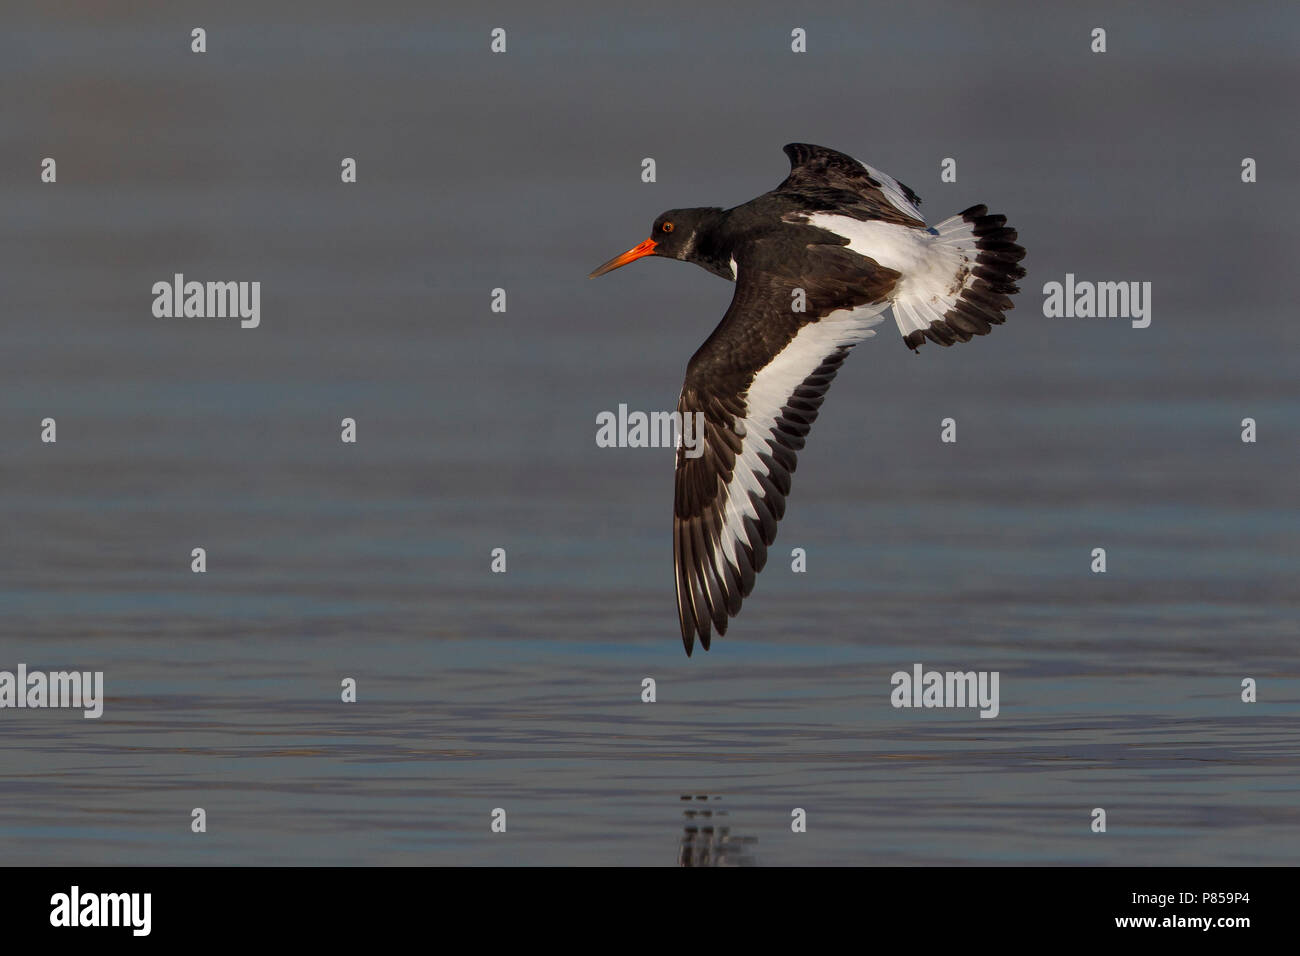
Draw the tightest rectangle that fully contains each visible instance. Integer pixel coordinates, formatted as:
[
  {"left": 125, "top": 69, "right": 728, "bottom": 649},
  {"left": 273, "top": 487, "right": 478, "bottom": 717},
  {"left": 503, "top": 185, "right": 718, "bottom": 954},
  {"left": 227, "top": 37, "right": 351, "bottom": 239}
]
[{"left": 1, "top": 1, "right": 1297, "bottom": 865}]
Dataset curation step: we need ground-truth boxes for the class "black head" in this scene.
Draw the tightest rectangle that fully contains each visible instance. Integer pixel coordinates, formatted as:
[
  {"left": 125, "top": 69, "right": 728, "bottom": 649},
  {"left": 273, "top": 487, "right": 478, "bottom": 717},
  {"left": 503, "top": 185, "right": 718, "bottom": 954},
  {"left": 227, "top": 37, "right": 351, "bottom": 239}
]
[{"left": 588, "top": 207, "right": 727, "bottom": 278}]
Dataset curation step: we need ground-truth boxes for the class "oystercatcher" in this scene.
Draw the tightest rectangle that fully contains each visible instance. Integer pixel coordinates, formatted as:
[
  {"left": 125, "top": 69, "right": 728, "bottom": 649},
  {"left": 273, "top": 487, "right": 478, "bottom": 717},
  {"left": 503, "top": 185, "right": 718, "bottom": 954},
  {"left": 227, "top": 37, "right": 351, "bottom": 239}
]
[{"left": 589, "top": 143, "right": 1026, "bottom": 655}]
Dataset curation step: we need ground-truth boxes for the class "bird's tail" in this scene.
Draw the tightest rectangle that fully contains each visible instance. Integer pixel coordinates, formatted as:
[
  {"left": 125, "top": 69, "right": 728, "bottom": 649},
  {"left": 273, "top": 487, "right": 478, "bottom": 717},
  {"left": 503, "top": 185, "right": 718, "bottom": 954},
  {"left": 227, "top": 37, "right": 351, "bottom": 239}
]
[{"left": 892, "top": 205, "right": 1026, "bottom": 351}]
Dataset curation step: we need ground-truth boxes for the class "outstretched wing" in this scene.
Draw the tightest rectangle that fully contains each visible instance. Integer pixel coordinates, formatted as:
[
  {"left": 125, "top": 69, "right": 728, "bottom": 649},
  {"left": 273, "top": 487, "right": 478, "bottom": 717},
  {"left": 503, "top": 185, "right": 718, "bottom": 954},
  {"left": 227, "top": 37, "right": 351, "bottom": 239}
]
[
  {"left": 778, "top": 143, "right": 925, "bottom": 227},
  {"left": 673, "top": 237, "right": 899, "bottom": 654}
]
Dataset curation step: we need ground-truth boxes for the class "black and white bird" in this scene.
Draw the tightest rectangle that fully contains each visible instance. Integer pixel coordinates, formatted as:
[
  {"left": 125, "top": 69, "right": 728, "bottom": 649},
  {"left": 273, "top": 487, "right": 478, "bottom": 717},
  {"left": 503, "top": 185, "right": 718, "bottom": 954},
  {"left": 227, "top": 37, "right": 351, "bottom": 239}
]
[{"left": 589, "top": 144, "right": 1026, "bottom": 655}]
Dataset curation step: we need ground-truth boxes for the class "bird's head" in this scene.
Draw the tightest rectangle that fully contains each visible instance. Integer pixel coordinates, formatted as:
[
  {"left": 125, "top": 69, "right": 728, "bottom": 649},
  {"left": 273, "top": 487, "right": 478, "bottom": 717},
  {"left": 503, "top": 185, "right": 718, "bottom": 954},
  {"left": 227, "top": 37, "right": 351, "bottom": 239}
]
[{"left": 588, "top": 207, "right": 726, "bottom": 278}]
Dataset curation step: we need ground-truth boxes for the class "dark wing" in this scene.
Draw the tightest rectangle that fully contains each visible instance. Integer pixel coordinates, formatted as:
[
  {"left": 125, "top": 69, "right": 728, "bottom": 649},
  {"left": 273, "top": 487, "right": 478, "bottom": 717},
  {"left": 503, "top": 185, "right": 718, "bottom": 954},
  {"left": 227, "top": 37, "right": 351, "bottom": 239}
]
[
  {"left": 673, "top": 237, "right": 900, "bottom": 654},
  {"left": 778, "top": 143, "right": 925, "bottom": 227}
]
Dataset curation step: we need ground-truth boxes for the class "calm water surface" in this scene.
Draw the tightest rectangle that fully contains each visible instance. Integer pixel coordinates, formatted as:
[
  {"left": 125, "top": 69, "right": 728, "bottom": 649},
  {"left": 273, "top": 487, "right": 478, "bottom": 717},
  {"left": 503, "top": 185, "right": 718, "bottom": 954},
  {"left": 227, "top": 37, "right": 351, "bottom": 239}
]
[{"left": 1, "top": 2, "right": 1297, "bottom": 865}]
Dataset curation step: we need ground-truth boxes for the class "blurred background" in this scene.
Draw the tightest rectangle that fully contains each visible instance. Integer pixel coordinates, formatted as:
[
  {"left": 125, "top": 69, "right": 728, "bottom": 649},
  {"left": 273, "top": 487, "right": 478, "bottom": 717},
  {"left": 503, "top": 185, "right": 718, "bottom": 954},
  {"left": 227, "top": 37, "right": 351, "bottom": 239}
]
[{"left": 0, "top": 0, "right": 1296, "bottom": 864}]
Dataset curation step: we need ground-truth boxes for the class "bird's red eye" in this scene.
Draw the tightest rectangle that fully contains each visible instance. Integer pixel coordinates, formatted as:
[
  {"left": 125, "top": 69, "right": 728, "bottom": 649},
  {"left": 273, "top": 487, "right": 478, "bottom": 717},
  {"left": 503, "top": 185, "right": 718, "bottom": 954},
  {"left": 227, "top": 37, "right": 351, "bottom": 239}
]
[{"left": 662, "top": 222, "right": 674, "bottom": 233}]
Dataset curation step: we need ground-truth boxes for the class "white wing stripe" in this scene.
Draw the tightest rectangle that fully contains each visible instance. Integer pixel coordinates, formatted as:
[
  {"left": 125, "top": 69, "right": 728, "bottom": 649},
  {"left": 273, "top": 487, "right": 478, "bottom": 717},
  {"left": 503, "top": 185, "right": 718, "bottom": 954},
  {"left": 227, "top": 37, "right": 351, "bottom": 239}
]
[
  {"left": 858, "top": 159, "right": 923, "bottom": 221},
  {"left": 714, "top": 307, "right": 886, "bottom": 569}
]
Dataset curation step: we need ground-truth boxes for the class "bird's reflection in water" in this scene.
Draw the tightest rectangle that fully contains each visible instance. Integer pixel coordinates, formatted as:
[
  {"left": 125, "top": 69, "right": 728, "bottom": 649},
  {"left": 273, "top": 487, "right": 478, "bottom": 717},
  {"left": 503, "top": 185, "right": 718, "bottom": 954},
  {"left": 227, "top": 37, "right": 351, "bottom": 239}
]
[{"left": 677, "top": 794, "right": 758, "bottom": 867}]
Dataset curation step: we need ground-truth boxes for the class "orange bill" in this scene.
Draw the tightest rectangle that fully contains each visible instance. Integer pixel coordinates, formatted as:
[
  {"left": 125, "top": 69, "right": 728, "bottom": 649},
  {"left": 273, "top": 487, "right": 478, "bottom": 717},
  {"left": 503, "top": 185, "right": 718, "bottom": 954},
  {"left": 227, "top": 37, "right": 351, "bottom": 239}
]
[{"left": 588, "top": 238, "right": 657, "bottom": 278}]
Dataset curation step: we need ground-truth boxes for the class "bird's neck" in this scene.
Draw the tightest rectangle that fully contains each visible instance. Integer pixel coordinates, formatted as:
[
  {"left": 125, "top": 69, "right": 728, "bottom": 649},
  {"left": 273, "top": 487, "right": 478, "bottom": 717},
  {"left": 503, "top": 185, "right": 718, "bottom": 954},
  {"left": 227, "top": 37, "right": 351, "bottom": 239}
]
[{"left": 684, "top": 209, "right": 735, "bottom": 280}]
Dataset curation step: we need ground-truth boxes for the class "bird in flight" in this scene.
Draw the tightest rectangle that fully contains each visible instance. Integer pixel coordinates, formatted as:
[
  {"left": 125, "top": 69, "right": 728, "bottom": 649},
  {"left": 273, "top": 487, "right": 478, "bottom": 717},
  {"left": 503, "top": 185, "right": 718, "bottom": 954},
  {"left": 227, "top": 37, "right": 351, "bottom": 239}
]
[{"left": 589, "top": 143, "right": 1026, "bottom": 655}]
